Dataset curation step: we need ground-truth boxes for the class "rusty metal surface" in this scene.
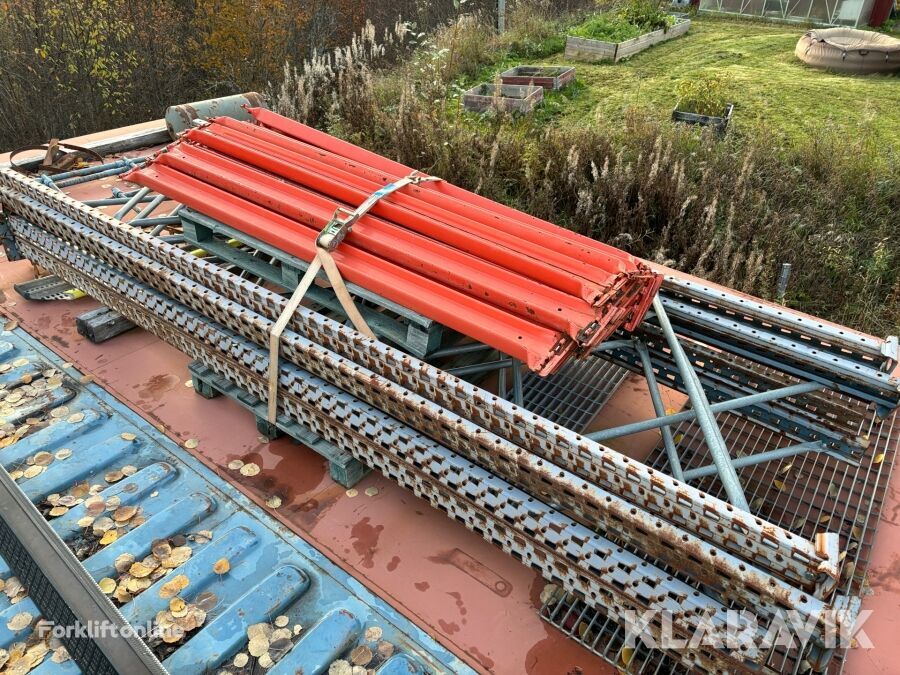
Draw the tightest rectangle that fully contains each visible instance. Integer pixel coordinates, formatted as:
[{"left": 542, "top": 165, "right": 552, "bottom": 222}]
[
  {"left": 164, "top": 92, "right": 267, "bottom": 139},
  {"left": 0, "top": 191, "right": 849, "bottom": 623},
  {"left": 0, "top": 214, "right": 860, "bottom": 673},
  {"left": 11, "top": 231, "right": 829, "bottom": 674},
  {"left": 7, "top": 139, "right": 104, "bottom": 175},
  {"left": 0, "top": 170, "right": 844, "bottom": 601}
]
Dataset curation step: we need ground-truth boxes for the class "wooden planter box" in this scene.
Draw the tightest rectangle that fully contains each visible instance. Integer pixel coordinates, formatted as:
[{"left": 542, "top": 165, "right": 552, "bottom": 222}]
[
  {"left": 672, "top": 103, "right": 735, "bottom": 136},
  {"left": 461, "top": 83, "right": 544, "bottom": 113},
  {"left": 499, "top": 65, "right": 576, "bottom": 90},
  {"left": 565, "top": 17, "right": 690, "bottom": 63}
]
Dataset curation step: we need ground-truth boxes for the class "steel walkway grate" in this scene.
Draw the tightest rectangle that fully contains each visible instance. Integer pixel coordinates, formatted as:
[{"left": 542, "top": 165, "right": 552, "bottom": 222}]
[
  {"left": 522, "top": 357, "right": 627, "bottom": 433},
  {"left": 0, "top": 327, "right": 469, "bottom": 674},
  {"left": 541, "top": 405, "right": 898, "bottom": 674}
]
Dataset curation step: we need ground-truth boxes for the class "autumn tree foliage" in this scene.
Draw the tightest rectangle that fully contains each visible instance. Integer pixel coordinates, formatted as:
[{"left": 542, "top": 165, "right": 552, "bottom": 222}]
[
  {"left": 0, "top": 0, "right": 192, "bottom": 149},
  {"left": 191, "top": 0, "right": 311, "bottom": 93},
  {"left": 0, "top": 0, "right": 494, "bottom": 150}
]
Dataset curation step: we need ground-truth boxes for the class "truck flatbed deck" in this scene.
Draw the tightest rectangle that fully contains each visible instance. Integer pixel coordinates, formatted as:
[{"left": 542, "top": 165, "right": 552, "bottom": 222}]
[{"left": 0, "top": 122, "right": 897, "bottom": 675}]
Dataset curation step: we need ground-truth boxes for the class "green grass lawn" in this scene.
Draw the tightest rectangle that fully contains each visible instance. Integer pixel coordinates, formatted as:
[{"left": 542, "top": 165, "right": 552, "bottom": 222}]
[{"left": 518, "top": 16, "right": 900, "bottom": 150}]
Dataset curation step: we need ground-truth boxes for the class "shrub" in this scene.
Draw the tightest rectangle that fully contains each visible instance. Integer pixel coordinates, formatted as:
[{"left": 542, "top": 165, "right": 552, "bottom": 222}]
[
  {"left": 0, "top": 0, "right": 194, "bottom": 149},
  {"left": 674, "top": 74, "right": 730, "bottom": 116},
  {"left": 0, "top": 0, "right": 502, "bottom": 150},
  {"left": 570, "top": 14, "right": 644, "bottom": 41},
  {"left": 570, "top": 0, "right": 675, "bottom": 43},
  {"left": 502, "top": 0, "right": 574, "bottom": 57},
  {"left": 616, "top": 0, "right": 675, "bottom": 32},
  {"left": 270, "top": 19, "right": 416, "bottom": 130}
]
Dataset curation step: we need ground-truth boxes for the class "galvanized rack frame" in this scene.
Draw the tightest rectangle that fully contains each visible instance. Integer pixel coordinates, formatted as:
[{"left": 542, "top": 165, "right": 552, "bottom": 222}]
[
  {"left": 12, "top": 231, "right": 781, "bottom": 673},
  {"left": 0, "top": 185, "right": 852, "bottom": 672},
  {"left": 0, "top": 179, "right": 840, "bottom": 586},
  {"left": 600, "top": 332, "right": 868, "bottom": 461}
]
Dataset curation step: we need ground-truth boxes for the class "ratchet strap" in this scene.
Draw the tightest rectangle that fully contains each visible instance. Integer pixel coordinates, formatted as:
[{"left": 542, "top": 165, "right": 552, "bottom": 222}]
[{"left": 267, "top": 171, "right": 440, "bottom": 422}]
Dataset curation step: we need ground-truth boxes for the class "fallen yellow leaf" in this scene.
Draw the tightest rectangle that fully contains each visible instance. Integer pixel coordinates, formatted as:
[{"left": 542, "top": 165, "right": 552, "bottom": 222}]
[{"left": 159, "top": 575, "right": 190, "bottom": 599}]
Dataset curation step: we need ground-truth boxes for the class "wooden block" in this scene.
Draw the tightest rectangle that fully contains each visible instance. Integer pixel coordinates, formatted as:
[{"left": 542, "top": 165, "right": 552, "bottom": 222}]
[
  {"left": 255, "top": 415, "right": 281, "bottom": 441},
  {"left": 329, "top": 456, "right": 371, "bottom": 488},
  {"left": 179, "top": 217, "right": 212, "bottom": 243},
  {"left": 191, "top": 373, "right": 220, "bottom": 399},
  {"left": 75, "top": 306, "right": 136, "bottom": 344}
]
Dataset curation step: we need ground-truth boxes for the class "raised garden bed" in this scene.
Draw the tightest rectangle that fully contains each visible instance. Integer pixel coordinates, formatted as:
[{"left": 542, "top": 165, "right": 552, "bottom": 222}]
[
  {"left": 461, "top": 83, "right": 544, "bottom": 113},
  {"left": 499, "top": 65, "right": 576, "bottom": 91},
  {"left": 565, "top": 17, "right": 690, "bottom": 63},
  {"left": 672, "top": 103, "right": 734, "bottom": 136}
]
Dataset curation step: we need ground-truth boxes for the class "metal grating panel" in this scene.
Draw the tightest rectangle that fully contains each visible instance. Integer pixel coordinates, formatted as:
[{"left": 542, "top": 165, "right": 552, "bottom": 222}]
[
  {"left": 542, "top": 405, "right": 898, "bottom": 674},
  {"left": 522, "top": 357, "right": 627, "bottom": 432},
  {"left": 652, "top": 408, "right": 897, "bottom": 602},
  {"left": 540, "top": 592, "right": 679, "bottom": 675},
  {"left": 0, "top": 327, "right": 469, "bottom": 674},
  {"left": 0, "top": 512, "right": 120, "bottom": 674}
]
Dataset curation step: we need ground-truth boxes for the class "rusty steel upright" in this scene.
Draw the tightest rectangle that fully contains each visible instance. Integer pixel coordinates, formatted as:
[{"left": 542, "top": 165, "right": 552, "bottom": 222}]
[
  {"left": 4, "top": 215, "right": 860, "bottom": 674},
  {"left": 0, "top": 170, "right": 854, "bottom": 605}
]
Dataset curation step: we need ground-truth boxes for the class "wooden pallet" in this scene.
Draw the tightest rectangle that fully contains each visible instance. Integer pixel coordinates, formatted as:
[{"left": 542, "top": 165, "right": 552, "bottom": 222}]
[
  {"left": 180, "top": 208, "right": 445, "bottom": 357},
  {"left": 188, "top": 360, "right": 370, "bottom": 488}
]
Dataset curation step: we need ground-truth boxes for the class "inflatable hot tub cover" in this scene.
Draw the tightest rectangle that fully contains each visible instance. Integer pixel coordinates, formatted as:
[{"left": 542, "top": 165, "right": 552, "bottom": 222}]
[{"left": 795, "top": 27, "right": 900, "bottom": 74}]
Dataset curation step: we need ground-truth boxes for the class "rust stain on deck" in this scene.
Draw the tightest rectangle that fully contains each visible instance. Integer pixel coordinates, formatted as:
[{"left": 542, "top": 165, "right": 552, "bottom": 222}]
[{"left": 350, "top": 516, "right": 383, "bottom": 569}]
